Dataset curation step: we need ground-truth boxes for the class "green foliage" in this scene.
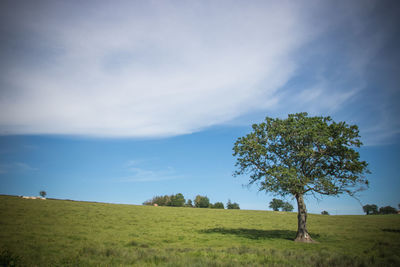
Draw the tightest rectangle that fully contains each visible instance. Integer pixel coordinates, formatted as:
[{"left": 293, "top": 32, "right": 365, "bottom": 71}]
[
  {"left": 227, "top": 200, "right": 240, "bottom": 209},
  {"left": 233, "top": 113, "right": 370, "bottom": 241},
  {"left": 282, "top": 202, "right": 294, "bottom": 212},
  {"left": 144, "top": 194, "right": 229, "bottom": 209},
  {"left": 321, "top": 211, "right": 329, "bottom": 215},
  {"left": 233, "top": 112, "right": 369, "bottom": 197},
  {"left": 143, "top": 193, "right": 185, "bottom": 207},
  {"left": 39, "top": 191, "right": 46, "bottom": 198},
  {"left": 379, "top": 206, "right": 397, "bottom": 215},
  {"left": 170, "top": 193, "right": 185, "bottom": 207},
  {"left": 1, "top": 195, "right": 400, "bottom": 266},
  {"left": 143, "top": 195, "right": 170, "bottom": 206},
  {"left": 185, "top": 199, "right": 193, "bottom": 207},
  {"left": 194, "top": 195, "right": 210, "bottom": 208},
  {"left": 211, "top": 202, "right": 225, "bottom": 209},
  {"left": 269, "top": 198, "right": 293, "bottom": 212},
  {"left": 363, "top": 204, "right": 397, "bottom": 215},
  {"left": 363, "top": 204, "right": 378, "bottom": 215},
  {"left": 269, "top": 198, "right": 284, "bottom": 211}
]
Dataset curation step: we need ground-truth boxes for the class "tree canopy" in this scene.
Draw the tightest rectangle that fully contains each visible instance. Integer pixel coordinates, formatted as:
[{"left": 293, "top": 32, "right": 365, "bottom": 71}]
[
  {"left": 363, "top": 204, "right": 378, "bottom": 215},
  {"left": 194, "top": 195, "right": 210, "bottom": 208},
  {"left": 170, "top": 193, "right": 185, "bottom": 207},
  {"left": 233, "top": 113, "right": 369, "bottom": 242},
  {"left": 269, "top": 198, "right": 293, "bottom": 212},
  {"left": 143, "top": 193, "right": 185, "bottom": 207},
  {"left": 39, "top": 191, "right": 46, "bottom": 198},
  {"left": 282, "top": 202, "right": 294, "bottom": 212},
  {"left": 211, "top": 202, "right": 225, "bottom": 209},
  {"left": 226, "top": 200, "right": 240, "bottom": 209},
  {"left": 143, "top": 194, "right": 238, "bottom": 209},
  {"left": 269, "top": 198, "right": 284, "bottom": 211},
  {"left": 379, "top": 206, "right": 397, "bottom": 215}
]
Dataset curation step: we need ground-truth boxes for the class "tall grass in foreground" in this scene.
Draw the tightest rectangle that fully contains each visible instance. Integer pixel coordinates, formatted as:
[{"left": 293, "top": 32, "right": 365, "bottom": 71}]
[{"left": 0, "top": 195, "right": 399, "bottom": 266}]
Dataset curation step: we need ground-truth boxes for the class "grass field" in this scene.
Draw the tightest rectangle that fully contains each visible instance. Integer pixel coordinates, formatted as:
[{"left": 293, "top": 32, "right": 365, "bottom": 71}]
[{"left": 0, "top": 195, "right": 399, "bottom": 266}]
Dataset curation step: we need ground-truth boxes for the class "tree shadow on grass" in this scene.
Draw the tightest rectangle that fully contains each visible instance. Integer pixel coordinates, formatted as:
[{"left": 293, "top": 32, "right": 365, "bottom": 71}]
[
  {"left": 382, "top": 228, "right": 400, "bottom": 233},
  {"left": 200, "top": 228, "right": 301, "bottom": 241}
]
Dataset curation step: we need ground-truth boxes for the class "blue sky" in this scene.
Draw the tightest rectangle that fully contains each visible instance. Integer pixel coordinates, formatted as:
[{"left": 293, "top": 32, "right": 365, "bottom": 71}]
[{"left": 0, "top": 0, "right": 399, "bottom": 214}]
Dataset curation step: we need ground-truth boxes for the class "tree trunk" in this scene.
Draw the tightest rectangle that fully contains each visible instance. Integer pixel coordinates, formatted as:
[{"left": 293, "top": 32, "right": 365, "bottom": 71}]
[{"left": 294, "top": 193, "right": 314, "bottom": 243}]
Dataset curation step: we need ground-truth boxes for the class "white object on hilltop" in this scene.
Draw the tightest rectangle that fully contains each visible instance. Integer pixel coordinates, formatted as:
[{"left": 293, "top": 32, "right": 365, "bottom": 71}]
[{"left": 21, "top": 196, "right": 46, "bottom": 200}]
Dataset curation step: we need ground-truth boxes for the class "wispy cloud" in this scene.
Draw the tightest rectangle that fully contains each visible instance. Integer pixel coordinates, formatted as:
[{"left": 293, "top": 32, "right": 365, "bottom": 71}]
[
  {"left": 0, "top": 162, "right": 38, "bottom": 174},
  {"left": 0, "top": 1, "right": 314, "bottom": 137},
  {"left": 119, "top": 159, "right": 182, "bottom": 182}
]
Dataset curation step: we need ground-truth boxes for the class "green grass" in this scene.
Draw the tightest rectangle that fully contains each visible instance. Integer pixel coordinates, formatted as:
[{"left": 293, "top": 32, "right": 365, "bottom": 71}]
[{"left": 0, "top": 195, "right": 399, "bottom": 266}]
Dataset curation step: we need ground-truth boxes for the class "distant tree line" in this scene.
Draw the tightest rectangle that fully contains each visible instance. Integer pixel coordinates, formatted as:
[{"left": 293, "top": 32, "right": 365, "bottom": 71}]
[
  {"left": 362, "top": 204, "right": 398, "bottom": 215},
  {"left": 142, "top": 193, "right": 186, "bottom": 207},
  {"left": 143, "top": 194, "right": 240, "bottom": 209}
]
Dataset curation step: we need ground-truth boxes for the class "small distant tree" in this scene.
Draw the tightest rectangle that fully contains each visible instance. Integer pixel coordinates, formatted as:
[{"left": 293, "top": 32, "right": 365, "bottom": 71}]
[
  {"left": 212, "top": 202, "right": 225, "bottom": 209},
  {"left": 269, "top": 198, "right": 284, "bottom": 211},
  {"left": 143, "top": 200, "right": 152, "bottom": 205},
  {"left": 282, "top": 202, "right": 294, "bottom": 212},
  {"left": 363, "top": 204, "right": 378, "bottom": 215},
  {"left": 379, "top": 206, "right": 397, "bottom": 215},
  {"left": 321, "top": 211, "right": 329, "bottom": 215},
  {"left": 194, "top": 195, "right": 210, "bottom": 208},
  {"left": 185, "top": 199, "right": 193, "bottom": 207},
  {"left": 227, "top": 200, "right": 240, "bottom": 209},
  {"left": 227, "top": 199, "right": 232, "bottom": 209},
  {"left": 39, "top": 191, "right": 46, "bottom": 198}
]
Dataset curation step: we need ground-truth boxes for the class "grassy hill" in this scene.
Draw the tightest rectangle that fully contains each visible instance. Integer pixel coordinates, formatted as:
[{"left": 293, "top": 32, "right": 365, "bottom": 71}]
[{"left": 0, "top": 195, "right": 399, "bottom": 266}]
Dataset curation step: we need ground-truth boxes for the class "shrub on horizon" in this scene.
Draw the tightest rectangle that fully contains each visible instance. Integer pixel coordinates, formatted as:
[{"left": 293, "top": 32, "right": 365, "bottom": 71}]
[
  {"left": 211, "top": 202, "right": 224, "bottom": 209},
  {"left": 227, "top": 200, "right": 240, "bottom": 209}
]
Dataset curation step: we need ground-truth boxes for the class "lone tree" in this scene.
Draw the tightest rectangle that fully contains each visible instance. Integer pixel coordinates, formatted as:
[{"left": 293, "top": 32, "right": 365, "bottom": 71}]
[
  {"left": 363, "top": 204, "right": 378, "bottom": 215},
  {"left": 39, "top": 191, "right": 46, "bottom": 198},
  {"left": 233, "top": 113, "right": 369, "bottom": 243}
]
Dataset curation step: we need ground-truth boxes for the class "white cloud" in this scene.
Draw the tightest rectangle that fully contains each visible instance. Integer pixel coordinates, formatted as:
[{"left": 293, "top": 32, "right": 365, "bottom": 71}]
[
  {"left": 0, "top": 1, "right": 313, "bottom": 137},
  {"left": 0, "top": 0, "right": 398, "bottom": 144}
]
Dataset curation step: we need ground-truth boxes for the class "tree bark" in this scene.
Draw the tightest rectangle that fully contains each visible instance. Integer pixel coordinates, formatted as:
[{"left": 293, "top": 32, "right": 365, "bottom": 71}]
[{"left": 294, "top": 193, "right": 314, "bottom": 243}]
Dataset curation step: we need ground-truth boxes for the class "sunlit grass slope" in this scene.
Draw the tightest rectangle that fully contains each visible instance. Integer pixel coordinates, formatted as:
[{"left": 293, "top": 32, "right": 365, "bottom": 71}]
[{"left": 1, "top": 195, "right": 399, "bottom": 266}]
